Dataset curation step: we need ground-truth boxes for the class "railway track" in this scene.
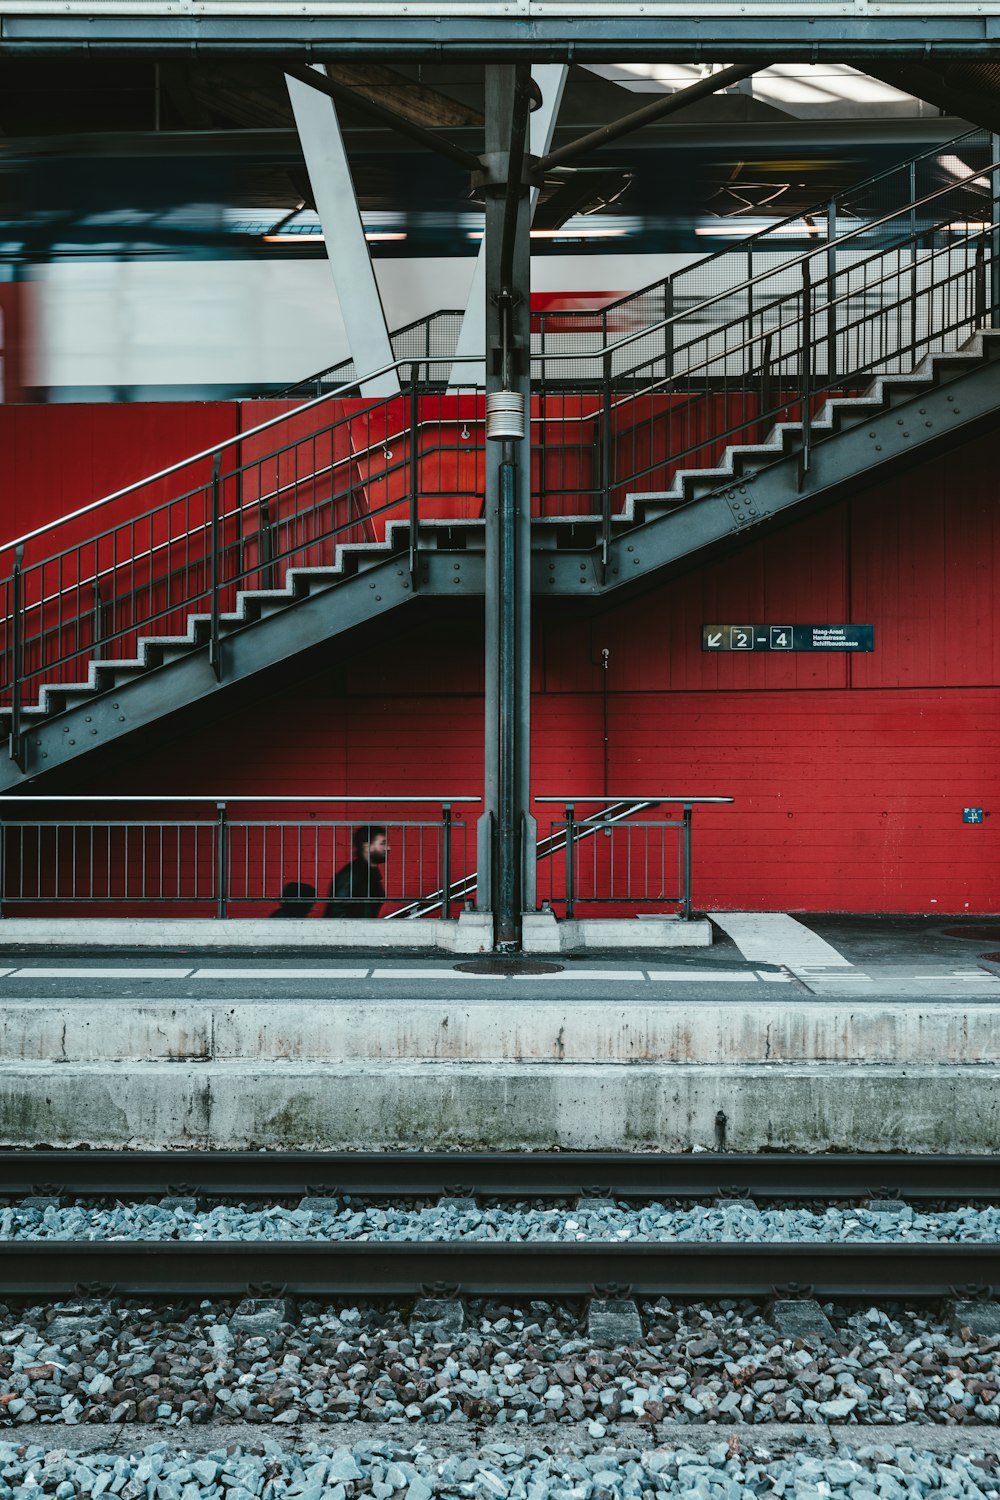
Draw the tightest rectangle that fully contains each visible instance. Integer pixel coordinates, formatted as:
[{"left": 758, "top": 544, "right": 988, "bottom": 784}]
[
  {"left": 2, "top": 1150, "right": 998, "bottom": 1202},
  {"left": 0, "top": 1152, "right": 997, "bottom": 1298},
  {"left": 0, "top": 1239, "right": 997, "bottom": 1298}
]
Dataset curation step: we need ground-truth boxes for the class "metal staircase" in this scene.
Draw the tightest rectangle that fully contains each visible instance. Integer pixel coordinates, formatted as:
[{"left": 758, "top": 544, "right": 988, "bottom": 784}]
[{"left": 3, "top": 145, "right": 1000, "bottom": 790}]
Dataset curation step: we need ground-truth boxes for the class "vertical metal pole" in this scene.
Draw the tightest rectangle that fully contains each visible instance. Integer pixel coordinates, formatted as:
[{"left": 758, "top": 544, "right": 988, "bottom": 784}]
[
  {"left": 477, "top": 63, "right": 536, "bottom": 950},
  {"left": 663, "top": 278, "right": 674, "bottom": 381},
  {"left": 682, "top": 803, "right": 693, "bottom": 921},
  {"left": 496, "top": 458, "right": 519, "bottom": 936},
  {"left": 600, "top": 350, "right": 612, "bottom": 581},
  {"left": 9, "top": 546, "right": 24, "bottom": 770},
  {"left": 216, "top": 800, "right": 228, "bottom": 919},
  {"left": 441, "top": 802, "right": 453, "bottom": 920},
  {"left": 909, "top": 157, "right": 919, "bottom": 362},
  {"left": 798, "top": 258, "right": 813, "bottom": 488},
  {"left": 991, "top": 136, "right": 1000, "bottom": 330},
  {"left": 210, "top": 454, "right": 222, "bottom": 680},
  {"left": 975, "top": 239, "right": 987, "bottom": 327},
  {"left": 564, "top": 802, "right": 576, "bottom": 919},
  {"left": 408, "top": 363, "right": 420, "bottom": 590},
  {"left": 826, "top": 196, "right": 838, "bottom": 383}
]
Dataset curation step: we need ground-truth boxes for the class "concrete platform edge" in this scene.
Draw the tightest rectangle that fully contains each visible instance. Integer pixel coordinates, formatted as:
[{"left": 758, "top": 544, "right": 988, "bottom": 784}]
[{"left": 0, "top": 914, "right": 713, "bottom": 951}]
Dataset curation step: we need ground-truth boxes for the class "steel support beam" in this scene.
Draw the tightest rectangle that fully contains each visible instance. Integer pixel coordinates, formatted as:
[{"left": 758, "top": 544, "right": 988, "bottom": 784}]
[
  {"left": 533, "top": 62, "right": 760, "bottom": 177},
  {"left": 285, "top": 64, "right": 399, "bottom": 398},
  {"left": 865, "top": 61, "right": 1000, "bottom": 133},
  {"left": 283, "top": 61, "right": 480, "bottom": 170},
  {"left": 477, "top": 64, "right": 535, "bottom": 950},
  {"left": 450, "top": 64, "right": 566, "bottom": 390},
  {"left": 8, "top": 17, "right": 1000, "bottom": 57}
]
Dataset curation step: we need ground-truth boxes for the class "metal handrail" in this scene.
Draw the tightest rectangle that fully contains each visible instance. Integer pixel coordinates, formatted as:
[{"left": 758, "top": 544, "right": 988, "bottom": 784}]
[
  {"left": 0, "top": 795, "right": 481, "bottom": 804},
  {"left": 531, "top": 158, "right": 1000, "bottom": 370},
  {"left": 290, "top": 127, "right": 987, "bottom": 395},
  {"left": 1, "top": 353, "right": 487, "bottom": 556},
  {"left": 7, "top": 157, "right": 994, "bottom": 562},
  {"left": 389, "top": 796, "right": 661, "bottom": 919}
]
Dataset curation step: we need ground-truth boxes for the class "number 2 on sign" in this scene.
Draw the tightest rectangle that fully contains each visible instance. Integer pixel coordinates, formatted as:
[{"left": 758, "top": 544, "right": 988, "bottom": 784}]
[{"left": 729, "top": 626, "right": 754, "bottom": 650}]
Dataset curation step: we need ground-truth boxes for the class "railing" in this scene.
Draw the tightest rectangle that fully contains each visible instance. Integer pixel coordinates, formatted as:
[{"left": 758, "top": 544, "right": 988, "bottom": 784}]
[
  {"left": 0, "top": 794, "right": 729, "bottom": 921},
  {"left": 280, "top": 128, "right": 992, "bottom": 396},
  {"left": 0, "top": 796, "right": 478, "bottom": 919},
  {"left": 537, "top": 797, "right": 733, "bottom": 920},
  {"left": 3, "top": 157, "right": 1000, "bottom": 739}
]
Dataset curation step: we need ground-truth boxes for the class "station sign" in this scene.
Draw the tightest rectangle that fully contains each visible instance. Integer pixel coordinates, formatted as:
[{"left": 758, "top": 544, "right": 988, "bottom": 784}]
[{"left": 701, "top": 624, "right": 874, "bottom": 652}]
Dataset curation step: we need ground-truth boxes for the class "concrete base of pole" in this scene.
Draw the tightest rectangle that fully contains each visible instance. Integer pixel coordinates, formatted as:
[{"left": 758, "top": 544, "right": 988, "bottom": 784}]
[{"left": 522, "top": 912, "right": 712, "bottom": 951}]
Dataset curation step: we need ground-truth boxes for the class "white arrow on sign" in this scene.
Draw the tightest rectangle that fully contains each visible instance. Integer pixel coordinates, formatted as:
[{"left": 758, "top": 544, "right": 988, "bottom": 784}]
[{"left": 707, "top": 632, "right": 723, "bottom": 647}]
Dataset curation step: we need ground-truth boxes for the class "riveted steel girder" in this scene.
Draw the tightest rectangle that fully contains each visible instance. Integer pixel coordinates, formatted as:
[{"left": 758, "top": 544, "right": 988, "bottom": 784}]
[
  {"left": 0, "top": 549, "right": 484, "bottom": 792},
  {"left": 534, "top": 353, "right": 1000, "bottom": 597},
  {"left": 6, "top": 13, "right": 1000, "bottom": 58},
  {"left": 6, "top": 358, "right": 1000, "bottom": 792}
]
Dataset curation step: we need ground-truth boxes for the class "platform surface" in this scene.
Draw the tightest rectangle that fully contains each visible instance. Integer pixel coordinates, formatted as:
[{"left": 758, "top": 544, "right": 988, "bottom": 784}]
[
  {"left": 0, "top": 914, "right": 997, "bottom": 1152},
  {"left": 0, "top": 912, "right": 998, "bottom": 1002}
]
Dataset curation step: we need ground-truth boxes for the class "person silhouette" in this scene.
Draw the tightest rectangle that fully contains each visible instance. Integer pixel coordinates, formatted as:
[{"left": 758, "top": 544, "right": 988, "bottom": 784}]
[
  {"left": 268, "top": 881, "right": 317, "bottom": 918},
  {"left": 324, "top": 826, "right": 387, "bottom": 918}
]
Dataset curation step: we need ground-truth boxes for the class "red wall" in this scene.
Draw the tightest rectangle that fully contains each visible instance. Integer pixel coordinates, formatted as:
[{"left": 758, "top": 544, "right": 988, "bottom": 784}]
[{"left": 6, "top": 405, "right": 1000, "bottom": 914}]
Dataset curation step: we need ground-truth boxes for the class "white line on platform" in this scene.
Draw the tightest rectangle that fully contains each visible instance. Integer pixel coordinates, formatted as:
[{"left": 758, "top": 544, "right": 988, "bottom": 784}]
[
  {"left": 647, "top": 970, "right": 756, "bottom": 982},
  {"left": 757, "top": 971, "right": 793, "bottom": 982},
  {"left": 803, "top": 974, "right": 875, "bottom": 983},
  {"left": 8, "top": 967, "right": 196, "bottom": 979},
  {"left": 369, "top": 968, "right": 470, "bottom": 979},
  {"left": 189, "top": 968, "right": 371, "bottom": 980},
  {"left": 535, "top": 970, "right": 647, "bottom": 981},
  {"left": 711, "top": 913, "right": 854, "bottom": 969}
]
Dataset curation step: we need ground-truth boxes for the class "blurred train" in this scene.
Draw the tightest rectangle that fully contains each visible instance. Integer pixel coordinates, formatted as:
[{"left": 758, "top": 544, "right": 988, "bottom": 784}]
[{"left": 0, "top": 120, "right": 988, "bottom": 402}]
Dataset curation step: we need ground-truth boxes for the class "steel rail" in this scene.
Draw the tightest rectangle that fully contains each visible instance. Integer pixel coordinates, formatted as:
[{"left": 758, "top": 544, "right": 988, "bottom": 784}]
[
  {"left": 1, "top": 1152, "right": 998, "bottom": 1202},
  {"left": 0, "top": 1240, "right": 995, "bottom": 1298}
]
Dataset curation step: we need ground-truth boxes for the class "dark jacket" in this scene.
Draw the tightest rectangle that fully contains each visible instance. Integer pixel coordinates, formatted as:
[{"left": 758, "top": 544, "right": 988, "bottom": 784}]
[{"left": 324, "top": 857, "right": 385, "bottom": 919}]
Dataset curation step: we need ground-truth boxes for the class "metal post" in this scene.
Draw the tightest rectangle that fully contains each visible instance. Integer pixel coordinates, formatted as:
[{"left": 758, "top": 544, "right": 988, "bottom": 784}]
[
  {"left": 564, "top": 801, "right": 576, "bottom": 919},
  {"left": 210, "top": 454, "right": 222, "bottom": 680},
  {"left": 975, "top": 238, "right": 987, "bottom": 327},
  {"left": 910, "top": 158, "right": 919, "bottom": 361},
  {"left": 408, "top": 364, "right": 420, "bottom": 590},
  {"left": 663, "top": 278, "right": 674, "bottom": 380},
  {"left": 441, "top": 802, "right": 453, "bottom": 920},
  {"left": 991, "top": 136, "right": 1000, "bottom": 330},
  {"left": 682, "top": 802, "right": 693, "bottom": 921},
  {"left": 216, "top": 800, "right": 228, "bottom": 919},
  {"left": 826, "top": 196, "right": 838, "bottom": 383},
  {"left": 798, "top": 258, "right": 813, "bottom": 488},
  {"left": 600, "top": 350, "right": 613, "bottom": 581},
  {"left": 477, "top": 63, "right": 536, "bottom": 950},
  {"left": 8, "top": 545, "right": 24, "bottom": 770}
]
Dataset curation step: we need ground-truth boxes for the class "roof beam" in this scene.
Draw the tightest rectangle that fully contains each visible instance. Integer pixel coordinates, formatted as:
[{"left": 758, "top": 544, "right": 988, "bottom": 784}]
[
  {"left": 283, "top": 61, "right": 481, "bottom": 172},
  {"left": 533, "top": 62, "right": 760, "bottom": 177},
  {"left": 864, "top": 61, "right": 1000, "bottom": 133}
]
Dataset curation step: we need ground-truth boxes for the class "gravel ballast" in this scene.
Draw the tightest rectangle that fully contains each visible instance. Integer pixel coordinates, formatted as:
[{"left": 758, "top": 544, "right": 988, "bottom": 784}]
[
  {"left": 3, "top": 1203, "right": 1000, "bottom": 1244},
  {"left": 0, "top": 1298, "right": 995, "bottom": 1431},
  {"left": 0, "top": 1434, "right": 998, "bottom": 1500}
]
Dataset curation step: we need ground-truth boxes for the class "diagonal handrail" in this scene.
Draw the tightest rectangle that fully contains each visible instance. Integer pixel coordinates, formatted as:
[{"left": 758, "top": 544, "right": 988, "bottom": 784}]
[
  {"left": 6, "top": 154, "right": 995, "bottom": 561},
  {"left": 4, "top": 152, "right": 999, "bottom": 737},
  {"left": 389, "top": 797, "right": 661, "bottom": 918},
  {"left": 290, "top": 126, "right": 990, "bottom": 396},
  {"left": 2, "top": 353, "right": 485, "bottom": 557}
]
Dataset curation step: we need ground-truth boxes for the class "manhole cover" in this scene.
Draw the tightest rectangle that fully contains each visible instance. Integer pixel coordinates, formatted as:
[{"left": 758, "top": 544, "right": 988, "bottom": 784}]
[
  {"left": 942, "top": 927, "right": 1000, "bottom": 941},
  {"left": 454, "top": 959, "right": 565, "bottom": 975}
]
